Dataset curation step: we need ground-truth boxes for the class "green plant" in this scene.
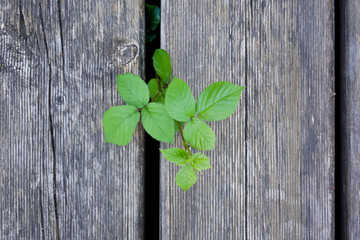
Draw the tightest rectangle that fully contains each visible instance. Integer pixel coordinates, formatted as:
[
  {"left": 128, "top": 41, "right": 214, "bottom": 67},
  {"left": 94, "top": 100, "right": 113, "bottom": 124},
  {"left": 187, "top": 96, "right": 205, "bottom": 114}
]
[{"left": 103, "top": 49, "right": 245, "bottom": 191}]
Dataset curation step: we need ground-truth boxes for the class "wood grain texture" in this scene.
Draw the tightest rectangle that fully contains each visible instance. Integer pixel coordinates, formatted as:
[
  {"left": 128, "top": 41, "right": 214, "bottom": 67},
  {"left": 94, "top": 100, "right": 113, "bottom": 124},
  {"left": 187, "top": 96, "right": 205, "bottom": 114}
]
[
  {"left": 0, "top": 0, "right": 145, "bottom": 239},
  {"left": 339, "top": 0, "right": 360, "bottom": 238},
  {"left": 160, "top": 1, "right": 335, "bottom": 239}
]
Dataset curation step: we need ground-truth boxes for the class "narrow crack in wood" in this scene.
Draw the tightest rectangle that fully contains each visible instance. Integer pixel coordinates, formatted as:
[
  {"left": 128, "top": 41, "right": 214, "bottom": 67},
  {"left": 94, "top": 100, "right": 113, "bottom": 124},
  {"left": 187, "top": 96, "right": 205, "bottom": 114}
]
[
  {"left": 39, "top": 3, "right": 60, "bottom": 239},
  {"left": 57, "top": 0, "right": 67, "bottom": 84},
  {"left": 244, "top": 4, "right": 249, "bottom": 240},
  {"left": 18, "top": 0, "right": 26, "bottom": 37},
  {"left": 39, "top": 188, "right": 45, "bottom": 240}
]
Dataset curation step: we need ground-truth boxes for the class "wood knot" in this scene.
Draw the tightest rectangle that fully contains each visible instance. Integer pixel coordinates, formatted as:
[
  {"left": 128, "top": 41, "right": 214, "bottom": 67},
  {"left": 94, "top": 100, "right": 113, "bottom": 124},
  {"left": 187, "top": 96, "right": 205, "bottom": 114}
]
[
  {"left": 0, "top": 25, "right": 38, "bottom": 90},
  {"left": 54, "top": 91, "right": 66, "bottom": 105},
  {"left": 109, "top": 40, "right": 139, "bottom": 66}
]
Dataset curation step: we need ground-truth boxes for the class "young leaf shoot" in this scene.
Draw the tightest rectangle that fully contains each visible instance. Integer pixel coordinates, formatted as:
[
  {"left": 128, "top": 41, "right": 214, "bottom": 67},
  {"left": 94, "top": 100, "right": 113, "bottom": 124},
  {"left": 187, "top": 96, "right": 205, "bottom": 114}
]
[{"left": 103, "top": 48, "right": 245, "bottom": 191}]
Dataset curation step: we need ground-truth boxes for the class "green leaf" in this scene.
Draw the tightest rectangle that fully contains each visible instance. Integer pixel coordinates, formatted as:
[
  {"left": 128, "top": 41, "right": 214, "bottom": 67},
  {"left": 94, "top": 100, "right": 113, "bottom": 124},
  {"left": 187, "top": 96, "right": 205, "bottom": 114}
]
[
  {"left": 145, "top": 4, "right": 160, "bottom": 31},
  {"left": 153, "top": 94, "right": 165, "bottom": 104},
  {"left": 148, "top": 78, "right": 159, "bottom": 99},
  {"left": 103, "top": 105, "right": 140, "bottom": 146},
  {"left": 165, "top": 77, "right": 195, "bottom": 122},
  {"left": 160, "top": 148, "right": 189, "bottom": 164},
  {"left": 183, "top": 118, "right": 215, "bottom": 150},
  {"left": 148, "top": 79, "right": 166, "bottom": 103},
  {"left": 161, "top": 87, "right": 167, "bottom": 95},
  {"left": 141, "top": 103, "right": 175, "bottom": 143},
  {"left": 196, "top": 81, "right": 245, "bottom": 121},
  {"left": 175, "top": 165, "right": 197, "bottom": 191},
  {"left": 191, "top": 153, "right": 212, "bottom": 171},
  {"left": 153, "top": 49, "right": 171, "bottom": 84},
  {"left": 117, "top": 73, "right": 150, "bottom": 108}
]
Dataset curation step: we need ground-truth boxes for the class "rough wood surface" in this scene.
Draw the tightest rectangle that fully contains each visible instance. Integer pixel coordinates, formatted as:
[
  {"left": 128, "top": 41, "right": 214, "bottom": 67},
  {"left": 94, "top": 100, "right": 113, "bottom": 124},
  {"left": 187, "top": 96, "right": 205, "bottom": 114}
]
[
  {"left": 0, "top": 0, "right": 145, "bottom": 239},
  {"left": 339, "top": 0, "right": 360, "bottom": 238},
  {"left": 160, "top": 1, "right": 335, "bottom": 239}
]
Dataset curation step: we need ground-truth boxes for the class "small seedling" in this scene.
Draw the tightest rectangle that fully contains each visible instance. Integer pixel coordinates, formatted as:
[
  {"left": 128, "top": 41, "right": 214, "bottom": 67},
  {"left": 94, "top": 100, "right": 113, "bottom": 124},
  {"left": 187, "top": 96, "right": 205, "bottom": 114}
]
[{"left": 103, "top": 49, "right": 245, "bottom": 191}]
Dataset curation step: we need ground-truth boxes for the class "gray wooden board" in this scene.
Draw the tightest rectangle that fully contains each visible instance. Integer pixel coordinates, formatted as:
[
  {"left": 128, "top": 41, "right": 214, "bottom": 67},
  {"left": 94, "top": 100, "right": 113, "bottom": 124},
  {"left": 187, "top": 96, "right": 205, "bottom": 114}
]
[
  {"left": 0, "top": 0, "right": 145, "bottom": 239},
  {"left": 339, "top": 0, "right": 360, "bottom": 238},
  {"left": 160, "top": 1, "right": 335, "bottom": 239}
]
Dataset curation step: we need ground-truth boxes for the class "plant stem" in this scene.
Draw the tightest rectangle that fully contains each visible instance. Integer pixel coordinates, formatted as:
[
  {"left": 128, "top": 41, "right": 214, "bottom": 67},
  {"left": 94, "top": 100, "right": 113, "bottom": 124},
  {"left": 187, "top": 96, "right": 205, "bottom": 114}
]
[
  {"left": 148, "top": 92, "right": 161, "bottom": 104},
  {"left": 155, "top": 75, "right": 164, "bottom": 94},
  {"left": 177, "top": 121, "right": 192, "bottom": 156}
]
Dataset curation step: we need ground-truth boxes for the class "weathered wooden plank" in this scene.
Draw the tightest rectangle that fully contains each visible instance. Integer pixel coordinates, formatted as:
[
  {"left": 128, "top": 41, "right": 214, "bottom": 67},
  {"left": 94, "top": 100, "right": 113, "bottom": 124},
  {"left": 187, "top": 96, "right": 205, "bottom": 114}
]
[
  {"left": 339, "top": 0, "right": 360, "bottom": 238},
  {"left": 0, "top": 0, "right": 145, "bottom": 239},
  {"left": 160, "top": 1, "right": 335, "bottom": 239},
  {"left": 160, "top": 2, "right": 247, "bottom": 239},
  {"left": 246, "top": 1, "right": 334, "bottom": 239}
]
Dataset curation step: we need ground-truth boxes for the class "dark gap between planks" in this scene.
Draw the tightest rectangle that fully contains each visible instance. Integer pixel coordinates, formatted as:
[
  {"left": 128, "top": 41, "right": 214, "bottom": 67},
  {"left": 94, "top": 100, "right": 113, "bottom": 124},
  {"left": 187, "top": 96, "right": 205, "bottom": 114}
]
[
  {"left": 144, "top": 0, "right": 160, "bottom": 239},
  {"left": 334, "top": 0, "right": 345, "bottom": 239}
]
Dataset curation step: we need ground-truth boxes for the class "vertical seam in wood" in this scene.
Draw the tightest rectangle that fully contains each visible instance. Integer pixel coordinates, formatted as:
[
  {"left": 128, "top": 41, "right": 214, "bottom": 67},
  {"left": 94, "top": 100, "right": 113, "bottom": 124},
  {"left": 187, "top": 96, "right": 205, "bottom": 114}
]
[
  {"left": 39, "top": 3, "right": 60, "bottom": 239},
  {"left": 57, "top": 0, "right": 66, "bottom": 84},
  {"left": 39, "top": 187, "right": 45, "bottom": 240},
  {"left": 18, "top": 0, "right": 26, "bottom": 37},
  {"left": 244, "top": 2, "right": 249, "bottom": 239},
  {"left": 37, "top": 43, "right": 46, "bottom": 238},
  {"left": 57, "top": 0, "right": 67, "bottom": 209},
  {"left": 49, "top": 46, "right": 60, "bottom": 240}
]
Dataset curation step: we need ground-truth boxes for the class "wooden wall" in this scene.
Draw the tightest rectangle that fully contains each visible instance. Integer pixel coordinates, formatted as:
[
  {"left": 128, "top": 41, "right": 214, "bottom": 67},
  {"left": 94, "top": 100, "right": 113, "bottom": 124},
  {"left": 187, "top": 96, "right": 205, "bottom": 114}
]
[{"left": 0, "top": 0, "right": 359, "bottom": 239}]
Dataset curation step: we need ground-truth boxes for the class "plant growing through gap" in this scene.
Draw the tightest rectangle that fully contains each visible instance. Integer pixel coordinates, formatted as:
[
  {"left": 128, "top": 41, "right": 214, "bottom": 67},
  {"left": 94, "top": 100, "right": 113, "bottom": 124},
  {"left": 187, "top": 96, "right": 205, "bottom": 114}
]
[{"left": 103, "top": 49, "right": 245, "bottom": 191}]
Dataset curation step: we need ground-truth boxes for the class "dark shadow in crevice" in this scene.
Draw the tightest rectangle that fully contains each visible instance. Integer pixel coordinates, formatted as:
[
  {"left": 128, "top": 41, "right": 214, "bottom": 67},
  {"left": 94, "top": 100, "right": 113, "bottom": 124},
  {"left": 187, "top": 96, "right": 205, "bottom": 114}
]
[
  {"left": 334, "top": 0, "right": 346, "bottom": 239},
  {"left": 144, "top": 132, "right": 160, "bottom": 239},
  {"left": 18, "top": 0, "right": 27, "bottom": 37},
  {"left": 144, "top": 0, "right": 160, "bottom": 239}
]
